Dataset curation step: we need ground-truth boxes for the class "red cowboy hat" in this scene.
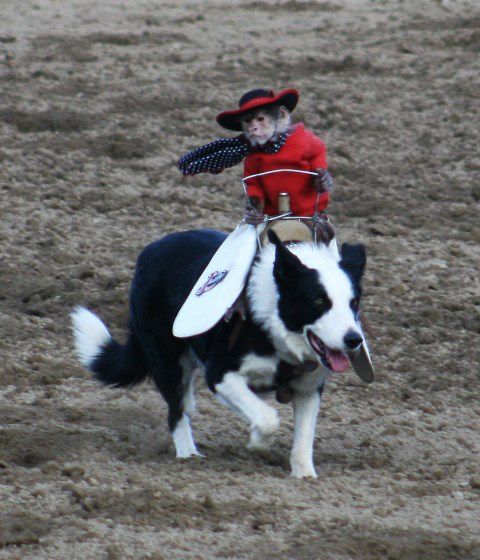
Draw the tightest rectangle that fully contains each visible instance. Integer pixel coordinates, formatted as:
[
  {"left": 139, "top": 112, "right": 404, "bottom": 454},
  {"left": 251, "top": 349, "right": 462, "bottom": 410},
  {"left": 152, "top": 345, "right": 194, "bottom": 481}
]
[{"left": 216, "top": 88, "right": 299, "bottom": 131}]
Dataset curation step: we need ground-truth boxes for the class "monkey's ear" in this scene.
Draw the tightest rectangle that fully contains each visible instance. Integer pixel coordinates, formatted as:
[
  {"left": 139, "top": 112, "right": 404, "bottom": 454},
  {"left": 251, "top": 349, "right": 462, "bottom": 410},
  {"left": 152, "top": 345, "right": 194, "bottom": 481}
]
[{"left": 278, "top": 106, "right": 289, "bottom": 120}]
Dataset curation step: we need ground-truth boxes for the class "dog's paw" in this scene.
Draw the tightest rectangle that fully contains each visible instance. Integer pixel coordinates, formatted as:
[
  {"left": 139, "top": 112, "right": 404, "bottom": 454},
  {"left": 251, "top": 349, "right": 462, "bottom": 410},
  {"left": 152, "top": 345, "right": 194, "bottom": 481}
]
[
  {"left": 247, "top": 409, "right": 279, "bottom": 450},
  {"left": 290, "top": 462, "right": 317, "bottom": 479},
  {"left": 176, "top": 449, "right": 204, "bottom": 459},
  {"left": 247, "top": 428, "right": 275, "bottom": 450}
]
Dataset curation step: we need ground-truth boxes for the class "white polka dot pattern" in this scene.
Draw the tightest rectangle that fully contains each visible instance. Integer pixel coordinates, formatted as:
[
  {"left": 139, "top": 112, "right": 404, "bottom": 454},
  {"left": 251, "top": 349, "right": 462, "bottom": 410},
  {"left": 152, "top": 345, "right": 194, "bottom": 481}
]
[{"left": 178, "top": 133, "right": 288, "bottom": 175}]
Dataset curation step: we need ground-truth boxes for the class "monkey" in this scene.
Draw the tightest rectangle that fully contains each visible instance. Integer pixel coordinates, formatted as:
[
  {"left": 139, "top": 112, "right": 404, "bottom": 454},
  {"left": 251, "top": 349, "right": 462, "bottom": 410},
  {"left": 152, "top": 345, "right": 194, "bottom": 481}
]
[
  {"left": 178, "top": 88, "right": 334, "bottom": 223},
  {"left": 235, "top": 97, "right": 333, "bottom": 224},
  {"left": 240, "top": 104, "right": 293, "bottom": 221}
]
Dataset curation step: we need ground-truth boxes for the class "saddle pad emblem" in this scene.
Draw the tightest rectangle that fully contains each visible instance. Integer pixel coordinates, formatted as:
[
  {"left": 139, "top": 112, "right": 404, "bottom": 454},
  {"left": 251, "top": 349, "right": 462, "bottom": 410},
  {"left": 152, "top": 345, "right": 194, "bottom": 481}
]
[{"left": 195, "top": 270, "right": 228, "bottom": 296}]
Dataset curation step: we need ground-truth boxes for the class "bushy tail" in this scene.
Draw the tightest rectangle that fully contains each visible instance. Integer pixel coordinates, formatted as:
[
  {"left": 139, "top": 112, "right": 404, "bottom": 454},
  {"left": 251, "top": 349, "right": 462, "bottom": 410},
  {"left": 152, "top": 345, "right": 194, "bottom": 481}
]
[{"left": 70, "top": 306, "right": 148, "bottom": 388}]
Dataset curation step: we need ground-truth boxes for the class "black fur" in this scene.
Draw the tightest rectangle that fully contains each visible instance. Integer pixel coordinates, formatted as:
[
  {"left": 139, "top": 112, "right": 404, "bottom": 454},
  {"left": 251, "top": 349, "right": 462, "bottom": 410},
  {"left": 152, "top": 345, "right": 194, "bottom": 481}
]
[
  {"left": 90, "top": 328, "right": 148, "bottom": 388},
  {"left": 269, "top": 230, "right": 332, "bottom": 332},
  {"left": 339, "top": 242, "right": 366, "bottom": 286},
  {"left": 90, "top": 229, "right": 279, "bottom": 432},
  {"left": 339, "top": 242, "right": 366, "bottom": 314},
  {"left": 86, "top": 229, "right": 365, "bottom": 438}
]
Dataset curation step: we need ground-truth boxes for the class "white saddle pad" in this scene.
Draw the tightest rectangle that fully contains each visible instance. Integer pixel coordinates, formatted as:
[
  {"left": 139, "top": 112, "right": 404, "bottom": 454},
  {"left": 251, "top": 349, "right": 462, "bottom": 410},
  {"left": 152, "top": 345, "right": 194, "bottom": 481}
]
[{"left": 173, "top": 223, "right": 258, "bottom": 338}]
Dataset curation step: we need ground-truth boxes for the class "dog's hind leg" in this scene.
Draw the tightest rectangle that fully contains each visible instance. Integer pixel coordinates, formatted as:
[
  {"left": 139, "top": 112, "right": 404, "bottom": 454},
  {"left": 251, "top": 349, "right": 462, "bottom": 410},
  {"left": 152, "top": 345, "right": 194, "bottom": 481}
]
[
  {"left": 135, "top": 324, "right": 200, "bottom": 459},
  {"left": 179, "top": 350, "right": 198, "bottom": 419},
  {"left": 214, "top": 372, "right": 279, "bottom": 450},
  {"left": 150, "top": 359, "right": 201, "bottom": 459},
  {"left": 151, "top": 349, "right": 202, "bottom": 459}
]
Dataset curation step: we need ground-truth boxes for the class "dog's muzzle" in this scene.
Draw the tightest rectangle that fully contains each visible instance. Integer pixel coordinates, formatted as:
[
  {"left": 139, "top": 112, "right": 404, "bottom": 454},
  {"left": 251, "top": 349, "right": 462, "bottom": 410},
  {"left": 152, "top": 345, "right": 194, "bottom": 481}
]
[{"left": 306, "top": 330, "right": 350, "bottom": 373}]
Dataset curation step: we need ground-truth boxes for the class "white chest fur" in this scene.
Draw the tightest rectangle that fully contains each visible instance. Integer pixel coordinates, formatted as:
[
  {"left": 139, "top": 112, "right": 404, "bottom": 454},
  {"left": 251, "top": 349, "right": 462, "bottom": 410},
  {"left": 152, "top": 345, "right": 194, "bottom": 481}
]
[{"left": 238, "top": 353, "right": 279, "bottom": 389}]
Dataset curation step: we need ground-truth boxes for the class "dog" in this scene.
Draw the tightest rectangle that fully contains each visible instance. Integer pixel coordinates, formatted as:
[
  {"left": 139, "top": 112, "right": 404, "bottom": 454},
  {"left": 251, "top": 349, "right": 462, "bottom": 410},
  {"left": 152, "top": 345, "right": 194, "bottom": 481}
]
[{"left": 71, "top": 229, "right": 366, "bottom": 478}]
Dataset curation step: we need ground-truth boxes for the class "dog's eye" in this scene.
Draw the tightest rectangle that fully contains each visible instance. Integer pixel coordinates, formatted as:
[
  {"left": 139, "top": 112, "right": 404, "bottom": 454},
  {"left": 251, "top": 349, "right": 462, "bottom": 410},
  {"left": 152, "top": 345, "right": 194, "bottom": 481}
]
[
  {"left": 315, "top": 296, "right": 327, "bottom": 307},
  {"left": 350, "top": 297, "right": 360, "bottom": 312}
]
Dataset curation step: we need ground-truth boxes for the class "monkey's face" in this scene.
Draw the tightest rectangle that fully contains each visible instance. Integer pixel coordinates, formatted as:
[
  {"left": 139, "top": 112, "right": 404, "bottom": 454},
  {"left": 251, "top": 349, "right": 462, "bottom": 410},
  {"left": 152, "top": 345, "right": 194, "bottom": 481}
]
[{"left": 241, "top": 109, "right": 277, "bottom": 146}]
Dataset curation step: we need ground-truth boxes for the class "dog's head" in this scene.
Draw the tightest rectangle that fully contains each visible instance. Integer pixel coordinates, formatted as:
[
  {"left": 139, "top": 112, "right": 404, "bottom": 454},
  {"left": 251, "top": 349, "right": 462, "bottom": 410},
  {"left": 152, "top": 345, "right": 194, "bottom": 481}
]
[{"left": 249, "top": 230, "right": 366, "bottom": 373}]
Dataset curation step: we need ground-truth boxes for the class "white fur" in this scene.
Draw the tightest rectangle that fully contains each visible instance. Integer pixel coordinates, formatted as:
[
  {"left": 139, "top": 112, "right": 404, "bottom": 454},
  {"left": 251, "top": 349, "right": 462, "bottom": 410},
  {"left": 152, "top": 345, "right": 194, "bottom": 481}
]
[
  {"left": 237, "top": 353, "right": 278, "bottom": 389},
  {"left": 70, "top": 306, "right": 111, "bottom": 368},
  {"left": 305, "top": 245, "right": 358, "bottom": 351},
  {"left": 242, "top": 240, "right": 362, "bottom": 477},
  {"left": 73, "top": 237, "right": 360, "bottom": 478},
  {"left": 248, "top": 241, "right": 358, "bottom": 361},
  {"left": 215, "top": 372, "right": 279, "bottom": 450},
  {"left": 290, "top": 367, "right": 326, "bottom": 478},
  {"left": 172, "top": 415, "right": 200, "bottom": 458},
  {"left": 248, "top": 244, "right": 306, "bottom": 362},
  {"left": 291, "top": 391, "right": 321, "bottom": 478}
]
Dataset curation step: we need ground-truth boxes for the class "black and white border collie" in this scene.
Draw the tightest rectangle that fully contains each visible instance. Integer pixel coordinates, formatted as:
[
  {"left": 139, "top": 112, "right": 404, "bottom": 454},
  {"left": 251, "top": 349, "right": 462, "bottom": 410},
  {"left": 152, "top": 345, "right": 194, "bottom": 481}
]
[{"left": 71, "top": 229, "right": 366, "bottom": 478}]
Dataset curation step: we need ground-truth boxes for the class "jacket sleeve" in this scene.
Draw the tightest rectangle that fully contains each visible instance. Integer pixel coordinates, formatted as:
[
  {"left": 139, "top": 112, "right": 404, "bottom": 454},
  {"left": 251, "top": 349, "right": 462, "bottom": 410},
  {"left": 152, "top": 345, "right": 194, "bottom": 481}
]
[
  {"left": 304, "top": 130, "right": 328, "bottom": 170},
  {"left": 243, "top": 155, "right": 264, "bottom": 203}
]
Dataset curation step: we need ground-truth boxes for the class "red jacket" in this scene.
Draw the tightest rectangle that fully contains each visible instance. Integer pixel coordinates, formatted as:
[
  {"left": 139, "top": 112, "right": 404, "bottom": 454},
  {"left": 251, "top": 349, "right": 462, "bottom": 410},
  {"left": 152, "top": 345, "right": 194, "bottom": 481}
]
[{"left": 244, "top": 123, "right": 329, "bottom": 216}]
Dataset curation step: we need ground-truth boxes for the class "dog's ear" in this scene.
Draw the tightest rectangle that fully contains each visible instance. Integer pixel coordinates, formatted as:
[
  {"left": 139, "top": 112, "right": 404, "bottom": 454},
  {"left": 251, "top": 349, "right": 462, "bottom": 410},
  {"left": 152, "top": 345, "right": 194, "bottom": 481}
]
[
  {"left": 339, "top": 243, "right": 366, "bottom": 283},
  {"left": 269, "top": 230, "right": 308, "bottom": 286}
]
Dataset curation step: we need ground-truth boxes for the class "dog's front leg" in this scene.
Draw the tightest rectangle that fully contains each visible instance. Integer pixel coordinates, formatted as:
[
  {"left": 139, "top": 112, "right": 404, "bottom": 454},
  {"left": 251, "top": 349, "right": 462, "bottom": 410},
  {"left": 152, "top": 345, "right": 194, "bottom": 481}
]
[
  {"left": 215, "top": 372, "right": 279, "bottom": 449},
  {"left": 290, "top": 390, "right": 321, "bottom": 478}
]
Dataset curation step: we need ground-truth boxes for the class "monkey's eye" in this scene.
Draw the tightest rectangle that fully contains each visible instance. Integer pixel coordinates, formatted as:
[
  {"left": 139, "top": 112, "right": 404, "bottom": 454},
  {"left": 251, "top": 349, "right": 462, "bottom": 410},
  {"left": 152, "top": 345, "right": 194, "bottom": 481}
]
[
  {"left": 257, "top": 116, "right": 265, "bottom": 122},
  {"left": 350, "top": 297, "right": 360, "bottom": 312}
]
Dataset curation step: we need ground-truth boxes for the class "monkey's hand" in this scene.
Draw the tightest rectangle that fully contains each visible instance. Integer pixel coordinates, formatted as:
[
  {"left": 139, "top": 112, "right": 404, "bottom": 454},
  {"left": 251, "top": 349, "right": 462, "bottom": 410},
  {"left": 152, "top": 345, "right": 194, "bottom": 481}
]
[
  {"left": 244, "top": 197, "right": 266, "bottom": 226},
  {"left": 315, "top": 169, "right": 334, "bottom": 194}
]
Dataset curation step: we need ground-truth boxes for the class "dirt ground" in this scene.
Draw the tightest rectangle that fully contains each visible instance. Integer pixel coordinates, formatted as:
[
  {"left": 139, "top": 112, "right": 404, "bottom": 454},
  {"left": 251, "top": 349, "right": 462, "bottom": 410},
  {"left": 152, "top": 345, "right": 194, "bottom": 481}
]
[{"left": 0, "top": 0, "right": 479, "bottom": 558}]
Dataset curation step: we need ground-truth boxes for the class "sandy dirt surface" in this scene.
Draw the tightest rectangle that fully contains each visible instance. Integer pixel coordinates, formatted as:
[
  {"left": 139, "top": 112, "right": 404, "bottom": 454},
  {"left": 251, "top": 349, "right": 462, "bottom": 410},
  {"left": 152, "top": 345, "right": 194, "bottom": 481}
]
[{"left": 1, "top": 0, "right": 479, "bottom": 558}]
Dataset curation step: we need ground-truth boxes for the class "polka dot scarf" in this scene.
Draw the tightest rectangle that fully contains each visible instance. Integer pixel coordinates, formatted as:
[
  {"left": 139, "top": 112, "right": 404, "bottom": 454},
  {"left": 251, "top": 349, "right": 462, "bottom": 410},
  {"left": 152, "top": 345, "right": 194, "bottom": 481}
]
[{"left": 178, "top": 133, "right": 288, "bottom": 175}]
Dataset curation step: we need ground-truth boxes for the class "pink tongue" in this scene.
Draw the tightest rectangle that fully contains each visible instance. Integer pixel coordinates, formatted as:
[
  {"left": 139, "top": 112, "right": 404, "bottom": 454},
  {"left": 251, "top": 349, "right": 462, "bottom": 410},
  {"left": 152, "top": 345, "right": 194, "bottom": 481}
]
[{"left": 325, "top": 347, "right": 350, "bottom": 373}]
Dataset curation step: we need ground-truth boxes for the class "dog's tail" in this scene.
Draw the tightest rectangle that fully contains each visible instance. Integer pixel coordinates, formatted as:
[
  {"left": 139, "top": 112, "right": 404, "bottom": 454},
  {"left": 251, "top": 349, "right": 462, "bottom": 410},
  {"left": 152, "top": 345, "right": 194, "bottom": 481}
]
[{"left": 70, "top": 306, "right": 148, "bottom": 388}]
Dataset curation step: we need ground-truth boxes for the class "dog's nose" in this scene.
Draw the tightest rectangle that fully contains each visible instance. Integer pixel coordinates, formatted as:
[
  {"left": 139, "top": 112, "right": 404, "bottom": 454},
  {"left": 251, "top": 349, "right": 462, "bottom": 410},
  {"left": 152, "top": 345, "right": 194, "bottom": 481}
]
[{"left": 343, "top": 330, "right": 363, "bottom": 350}]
